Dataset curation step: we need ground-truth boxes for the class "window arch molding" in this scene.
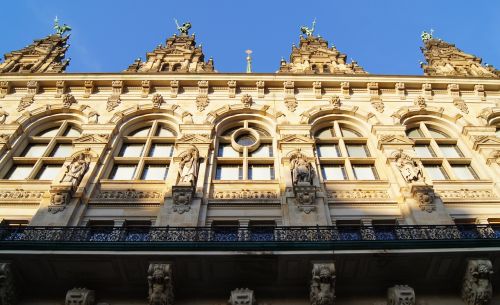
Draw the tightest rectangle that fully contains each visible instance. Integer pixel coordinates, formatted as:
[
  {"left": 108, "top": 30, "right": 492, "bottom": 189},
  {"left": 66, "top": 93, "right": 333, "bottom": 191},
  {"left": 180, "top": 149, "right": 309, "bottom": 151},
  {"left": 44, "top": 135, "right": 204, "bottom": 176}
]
[
  {"left": 23, "top": 114, "right": 84, "bottom": 138},
  {"left": 310, "top": 115, "right": 369, "bottom": 138},
  {"left": 394, "top": 106, "right": 471, "bottom": 128},
  {"left": 214, "top": 113, "right": 275, "bottom": 137},
  {"left": 301, "top": 104, "right": 380, "bottom": 126},
  {"left": 115, "top": 114, "right": 180, "bottom": 139}
]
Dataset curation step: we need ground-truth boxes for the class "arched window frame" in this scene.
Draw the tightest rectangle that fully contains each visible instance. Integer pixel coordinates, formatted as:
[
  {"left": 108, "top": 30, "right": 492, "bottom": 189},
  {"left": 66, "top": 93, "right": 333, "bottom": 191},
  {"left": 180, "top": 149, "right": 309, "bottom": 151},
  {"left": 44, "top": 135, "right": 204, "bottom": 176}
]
[{"left": 314, "top": 121, "right": 379, "bottom": 181}]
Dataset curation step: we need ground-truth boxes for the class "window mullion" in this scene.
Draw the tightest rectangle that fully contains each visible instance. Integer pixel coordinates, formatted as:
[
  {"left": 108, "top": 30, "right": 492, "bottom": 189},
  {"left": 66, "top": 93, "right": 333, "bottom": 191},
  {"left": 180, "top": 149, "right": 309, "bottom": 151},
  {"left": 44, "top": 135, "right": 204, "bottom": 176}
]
[
  {"left": 135, "top": 158, "right": 145, "bottom": 180},
  {"left": 442, "top": 159, "right": 456, "bottom": 180}
]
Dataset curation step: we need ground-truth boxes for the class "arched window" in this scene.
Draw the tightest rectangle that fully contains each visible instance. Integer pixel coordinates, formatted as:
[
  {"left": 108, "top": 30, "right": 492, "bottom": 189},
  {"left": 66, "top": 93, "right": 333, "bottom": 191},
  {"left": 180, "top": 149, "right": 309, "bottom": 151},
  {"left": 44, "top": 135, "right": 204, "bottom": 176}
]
[
  {"left": 108, "top": 121, "right": 176, "bottom": 180},
  {"left": 215, "top": 121, "right": 274, "bottom": 180},
  {"left": 3, "top": 122, "right": 81, "bottom": 180},
  {"left": 407, "top": 122, "right": 478, "bottom": 180},
  {"left": 315, "top": 122, "right": 378, "bottom": 181}
]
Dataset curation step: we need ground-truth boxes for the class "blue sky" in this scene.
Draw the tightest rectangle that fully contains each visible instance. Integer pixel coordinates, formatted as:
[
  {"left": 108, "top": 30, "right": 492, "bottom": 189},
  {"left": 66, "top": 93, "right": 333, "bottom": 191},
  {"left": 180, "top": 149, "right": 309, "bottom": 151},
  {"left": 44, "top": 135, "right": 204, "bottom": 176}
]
[{"left": 1, "top": 0, "right": 499, "bottom": 74}]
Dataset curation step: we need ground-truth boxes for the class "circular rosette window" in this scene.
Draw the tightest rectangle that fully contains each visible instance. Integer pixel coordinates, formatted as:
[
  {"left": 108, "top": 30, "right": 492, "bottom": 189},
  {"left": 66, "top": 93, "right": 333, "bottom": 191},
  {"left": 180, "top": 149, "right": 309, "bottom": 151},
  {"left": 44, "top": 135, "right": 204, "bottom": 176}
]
[{"left": 231, "top": 128, "right": 261, "bottom": 153}]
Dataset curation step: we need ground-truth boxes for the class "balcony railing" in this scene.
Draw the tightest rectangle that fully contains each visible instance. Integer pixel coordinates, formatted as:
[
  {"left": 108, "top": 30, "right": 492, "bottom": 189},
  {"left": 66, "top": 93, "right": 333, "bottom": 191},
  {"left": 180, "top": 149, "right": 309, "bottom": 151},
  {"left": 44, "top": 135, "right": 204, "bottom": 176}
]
[{"left": 1, "top": 225, "right": 499, "bottom": 251}]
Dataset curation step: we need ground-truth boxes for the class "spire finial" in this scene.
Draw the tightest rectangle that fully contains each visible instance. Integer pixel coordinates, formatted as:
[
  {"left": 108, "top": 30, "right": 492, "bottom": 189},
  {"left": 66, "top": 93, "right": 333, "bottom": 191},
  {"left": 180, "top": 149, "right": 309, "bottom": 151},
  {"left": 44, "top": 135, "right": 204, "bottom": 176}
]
[
  {"left": 245, "top": 49, "right": 253, "bottom": 73},
  {"left": 53, "top": 16, "right": 71, "bottom": 36},
  {"left": 174, "top": 18, "right": 192, "bottom": 35}
]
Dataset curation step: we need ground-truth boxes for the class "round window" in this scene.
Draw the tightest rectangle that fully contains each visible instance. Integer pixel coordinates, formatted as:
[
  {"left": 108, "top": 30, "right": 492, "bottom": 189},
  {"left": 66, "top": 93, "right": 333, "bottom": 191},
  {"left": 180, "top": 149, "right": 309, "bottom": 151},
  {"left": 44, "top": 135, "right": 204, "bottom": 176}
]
[{"left": 236, "top": 134, "right": 256, "bottom": 146}]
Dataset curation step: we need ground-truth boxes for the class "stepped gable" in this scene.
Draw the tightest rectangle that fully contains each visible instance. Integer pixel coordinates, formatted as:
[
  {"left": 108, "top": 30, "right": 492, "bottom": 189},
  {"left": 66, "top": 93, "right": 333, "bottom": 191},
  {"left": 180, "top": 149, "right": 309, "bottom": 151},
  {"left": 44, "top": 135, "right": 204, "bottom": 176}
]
[
  {"left": 125, "top": 22, "right": 215, "bottom": 73},
  {"left": 0, "top": 34, "right": 70, "bottom": 73},
  {"left": 420, "top": 31, "right": 499, "bottom": 78}
]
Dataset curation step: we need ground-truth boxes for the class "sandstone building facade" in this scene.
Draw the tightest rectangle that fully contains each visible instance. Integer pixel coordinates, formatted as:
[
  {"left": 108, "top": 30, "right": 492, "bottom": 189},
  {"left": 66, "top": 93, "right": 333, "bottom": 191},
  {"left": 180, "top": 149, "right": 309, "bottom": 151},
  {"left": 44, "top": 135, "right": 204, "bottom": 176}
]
[{"left": 0, "top": 24, "right": 499, "bottom": 305}]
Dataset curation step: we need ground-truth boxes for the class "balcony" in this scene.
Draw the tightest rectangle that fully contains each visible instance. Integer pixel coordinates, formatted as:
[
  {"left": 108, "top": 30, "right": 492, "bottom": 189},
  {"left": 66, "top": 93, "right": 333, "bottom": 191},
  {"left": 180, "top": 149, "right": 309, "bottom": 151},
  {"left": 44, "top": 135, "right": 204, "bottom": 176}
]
[{"left": 0, "top": 224, "right": 499, "bottom": 251}]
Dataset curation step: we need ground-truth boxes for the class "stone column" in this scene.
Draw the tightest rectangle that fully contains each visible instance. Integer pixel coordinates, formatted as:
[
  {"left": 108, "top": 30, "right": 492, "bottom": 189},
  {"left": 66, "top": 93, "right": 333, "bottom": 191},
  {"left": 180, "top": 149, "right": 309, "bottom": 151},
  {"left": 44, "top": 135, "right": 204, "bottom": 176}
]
[
  {"left": 310, "top": 262, "right": 335, "bottom": 305},
  {"left": 148, "top": 263, "right": 174, "bottom": 305}
]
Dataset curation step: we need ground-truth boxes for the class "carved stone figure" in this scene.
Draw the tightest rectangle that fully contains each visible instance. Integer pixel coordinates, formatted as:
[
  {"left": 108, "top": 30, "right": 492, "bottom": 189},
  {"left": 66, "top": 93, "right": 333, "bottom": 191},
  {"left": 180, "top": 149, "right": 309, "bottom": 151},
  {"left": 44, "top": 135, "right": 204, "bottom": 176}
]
[
  {"left": 148, "top": 263, "right": 174, "bottom": 305},
  {"left": 393, "top": 150, "right": 424, "bottom": 183},
  {"left": 61, "top": 151, "right": 91, "bottom": 189},
  {"left": 54, "top": 16, "right": 72, "bottom": 37},
  {"left": 65, "top": 288, "right": 95, "bottom": 305},
  {"left": 152, "top": 93, "right": 164, "bottom": 109},
  {"left": 414, "top": 96, "right": 426, "bottom": 109},
  {"left": 174, "top": 19, "right": 191, "bottom": 35},
  {"left": 241, "top": 94, "right": 253, "bottom": 108},
  {"left": 17, "top": 96, "right": 34, "bottom": 112},
  {"left": 462, "top": 259, "right": 493, "bottom": 305},
  {"left": 0, "top": 262, "right": 17, "bottom": 305},
  {"left": 330, "top": 96, "right": 341, "bottom": 109},
  {"left": 62, "top": 93, "right": 76, "bottom": 108},
  {"left": 228, "top": 288, "right": 255, "bottom": 305},
  {"left": 387, "top": 285, "right": 415, "bottom": 305},
  {"left": 290, "top": 150, "right": 314, "bottom": 185},
  {"left": 310, "top": 263, "right": 336, "bottom": 305},
  {"left": 178, "top": 146, "right": 199, "bottom": 186},
  {"left": 300, "top": 18, "right": 316, "bottom": 37}
]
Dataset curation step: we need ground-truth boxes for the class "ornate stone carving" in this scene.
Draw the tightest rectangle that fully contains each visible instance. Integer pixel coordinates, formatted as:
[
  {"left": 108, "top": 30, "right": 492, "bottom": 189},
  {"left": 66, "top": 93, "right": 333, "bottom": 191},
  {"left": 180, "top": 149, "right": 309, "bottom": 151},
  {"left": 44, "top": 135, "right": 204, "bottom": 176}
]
[
  {"left": 148, "top": 263, "right": 174, "bottom": 305},
  {"left": 487, "top": 150, "right": 500, "bottom": 165},
  {"left": 228, "top": 80, "right": 237, "bottom": 98},
  {"left": 170, "top": 80, "right": 179, "bottom": 98},
  {"left": 437, "top": 189, "right": 495, "bottom": 200},
  {"left": 178, "top": 146, "right": 199, "bottom": 186},
  {"left": 65, "top": 288, "right": 95, "bottom": 305},
  {"left": 196, "top": 96, "right": 209, "bottom": 112},
  {"left": 413, "top": 186, "right": 436, "bottom": 213},
  {"left": 172, "top": 185, "right": 193, "bottom": 214},
  {"left": 340, "top": 82, "right": 350, "bottom": 98},
  {"left": 453, "top": 98, "right": 469, "bottom": 114},
  {"left": 61, "top": 151, "right": 91, "bottom": 189},
  {"left": 83, "top": 80, "right": 94, "bottom": 98},
  {"left": 0, "top": 189, "right": 44, "bottom": 201},
  {"left": 377, "top": 135, "right": 414, "bottom": 149},
  {"left": 448, "top": 83, "right": 460, "bottom": 97},
  {"left": 313, "top": 81, "right": 322, "bottom": 99},
  {"left": 421, "top": 83, "right": 432, "bottom": 100},
  {"left": 283, "top": 81, "right": 296, "bottom": 111},
  {"left": 55, "top": 80, "right": 66, "bottom": 98},
  {"left": 142, "top": 80, "right": 151, "bottom": 98},
  {"left": 461, "top": 259, "right": 493, "bottom": 305},
  {"left": 0, "top": 107, "right": 9, "bottom": 124},
  {"left": 87, "top": 111, "right": 99, "bottom": 124},
  {"left": 328, "top": 190, "right": 389, "bottom": 200},
  {"left": 283, "top": 80, "right": 294, "bottom": 95},
  {"left": 295, "top": 184, "right": 316, "bottom": 214},
  {"left": 0, "top": 262, "right": 17, "bottom": 305},
  {"left": 95, "top": 190, "right": 163, "bottom": 201},
  {"left": 329, "top": 96, "right": 341, "bottom": 109},
  {"left": 176, "top": 134, "right": 211, "bottom": 144},
  {"left": 367, "top": 82, "right": 379, "bottom": 96},
  {"left": 229, "top": 288, "right": 255, "bottom": 305},
  {"left": 414, "top": 96, "right": 426, "bottom": 109},
  {"left": 421, "top": 36, "right": 499, "bottom": 77},
  {"left": 310, "top": 263, "right": 336, "bottom": 305},
  {"left": 126, "top": 25, "right": 214, "bottom": 73},
  {"left": 393, "top": 150, "right": 424, "bottom": 183},
  {"left": 475, "top": 84, "right": 486, "bottom": 101},
  {"left": 284, "top": 97, "right": 298, "bottom": 112},
  {"left": 0, "top": 134, "right": 9, "bottom": 145},
  {"left": 387, "top": 285, "right": 415, "bottom": 305},
  {"left": 74, "top": 134, "right": 109, "bottom": 144},
  {"left": 17, "top": 95, "right": 34, "bottom": 112},
  {"left": 241, "top": 94, "right": 253, "bottom": 108},
  {"left": 49, "top": 189, "right": 71, "bottom": 214},
  {"left": 371, "top": 97, "right": 384, "bottom": 113},
  {"left": 26, "top": 80, "right": 39, "bottom": 95},
  {"left": 107, "top": 96, "right": 121, "bottom": 112},
  {"left": 290, "top": 150, "right": 314, "bottom": 185},
  {"left": 152, "top": 93, "right": 164, "bottom": 109},
  {"left": 0, "top": 81, "right": 11, "bottom": 98},
  {"left": 213, "top": 190, "right": 278, "bottom": 200},
  {"left": 0, "top": 33, "right": 70, "bottom": 73},
  {"left": 395, "top": 82, "right": 406, "bottom": 99},
  {"left": 62, "top": 93, "right": 76, "bottom": 108},
  {"left": 256, "top": 80, "right": 265, "bottom": 98}
]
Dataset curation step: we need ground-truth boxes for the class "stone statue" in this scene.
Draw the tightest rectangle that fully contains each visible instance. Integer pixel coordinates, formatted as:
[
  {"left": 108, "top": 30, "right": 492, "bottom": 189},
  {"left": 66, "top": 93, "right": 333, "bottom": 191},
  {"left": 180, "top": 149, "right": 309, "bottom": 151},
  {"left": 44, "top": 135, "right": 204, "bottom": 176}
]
[
  {"left": 421, "top": 29, "right": 434, "bottom": 42},
  {"left": 462, "top": 259, "right": 493, "bottom": 305},
  {"left": 178, "top": 146, "right": 199, "bottom": 185},
  {"left": 290, "top": 150, "right": 314, "bottom": 185},
  {"left": 393, "top": 150, "right": 424, "bottom": 183},
  {"left": 310, "top": 263, "right": 335, "bottom": 305},
  {"left": 148, "top": 263, "right": 173, "bottom": 305},
  {"left": 61, "top": 151, "right": 91, "bottom": 188},
  {"left": 174, "top": 19, "right": 191, "bottom": 35},
  {"left": 300, "top": 18, "right": 316, "bottom": 37},
  {"left": 54, "top": 16, "right": 72, "bottom": 36}
]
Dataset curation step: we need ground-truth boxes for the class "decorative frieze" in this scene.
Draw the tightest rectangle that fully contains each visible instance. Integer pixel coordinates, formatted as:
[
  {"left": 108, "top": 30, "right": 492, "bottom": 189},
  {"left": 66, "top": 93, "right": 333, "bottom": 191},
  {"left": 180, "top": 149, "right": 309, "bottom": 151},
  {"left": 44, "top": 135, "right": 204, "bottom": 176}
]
[
  {"left": 327, "top": 190, "right": 389, "bottom": 200},
  {"left": 55, "top": 80, "right": 66, "bottom": 98},
  {"left": 437, "top": 189, "right": 495, "bottom": 200},
  {"left": 0, "top": 189, "right": 44, "bottom": 202},
  {"left": 461, "top": 259, "right": 493, "bottom": 305},
  {"left": 310, "top": 263, "right": 336, "bottom": 305},
  {"left": 148, "top": 263, "right": 174, "bottom": 305},
  {"left": 229, "top": 288, "right": 255, "bottom": 305},
  {"left": 213, "top": 190, "right": 278, "bottom": 200},
  {"left": 312, "top": 81, "right": 322, "bottom": 99},
  {"left": 65, "top": 288, "right": 95, "bottom": 305},
  {"left": 0, "top": 81, "right": 11, "bottom": 98},
  {"left": 83, "top": 80, "right": 94, "bottom": 98},
  {"left": 95, "top": 190, "right": 163, "bottom": 201},
  {"left": 228, "top": 80, "right": 237, "bottom": 98},
  {"left": 170, "top": 80, "right": 179, "bottom": 98},
  {"left": 256, "top": 80, "right": 265, "bottom": 98},
  {"left": 387, "top": 285, "right": 415, "bottom": 305}
]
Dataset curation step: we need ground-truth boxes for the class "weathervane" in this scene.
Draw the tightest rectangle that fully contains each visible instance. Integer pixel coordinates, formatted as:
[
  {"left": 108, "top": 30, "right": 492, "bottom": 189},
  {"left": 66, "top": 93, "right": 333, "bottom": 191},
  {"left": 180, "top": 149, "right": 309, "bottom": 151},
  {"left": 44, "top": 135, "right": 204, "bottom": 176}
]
[
  {"left": 300, "top": 18, "right": 316, "bottom": 37},
  {"left": 174, "top": 18, "right": 192, "bottom": 35},
  {"left": 53, "top": 16, "right": 71, "bottom": 36},
  {"left": 245, "top": 50, "right": 253, "bottom": 73},
  {"left": 421, "top": 28, "right": 434, "bottom": 42}
]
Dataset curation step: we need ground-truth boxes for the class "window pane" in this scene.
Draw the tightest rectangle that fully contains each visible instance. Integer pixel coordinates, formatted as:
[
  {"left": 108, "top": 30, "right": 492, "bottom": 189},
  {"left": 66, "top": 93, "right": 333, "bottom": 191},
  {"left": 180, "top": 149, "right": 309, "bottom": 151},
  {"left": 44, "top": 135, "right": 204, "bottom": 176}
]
[
  {"left": 236, "top": 135, "right": 256, "bottom": 146},
  {"left": 425, "top": 165, "right": 448, "bottom": 180},
  {"left": 321, "top": 165, "right": 346, "bottom": 180},
  {"left": 119, "top": 144, "right": 144, "bottom": 157},
  {"left": 414, "top": 145, "right": 435, "bottom": 158},
  {"left": 346, "top": 145, "right": 369, "bottom": 157},
  {"left": 407, "top": 128, "right": 423, "bottom": 138},
  {"left": 250, "top": 145, "right": 272, "bottom": 157},
  {"left": 156, "top": 126, "right": 175, "bottom": 137},
  {"left": 496, "top": 128, "right": 500, "bottom": 138},
  {"left": 21, "top": 144, "right": 47, "bottom": 157},
  {"left": 50, "top": 144, "right": 73, "bottom": 157},
  {"left": 5, "top": 165, "right": 33, "bottom": 180},
  {"left": 439, "top": 145, "right": 463, "bottom": 158},
  {"left": 428, "top": 129, "right": 448, "bottom": 139},
  {"left": 249, "top": 165, "right": 274, "bottom": 180},
  {"left": 316, "top": 127, "right": 334, "bottom": 138},
  {"left": 452, "top": 165, "right": 477, "bottom": 180},
  {"left": 36, "top": 165, "right": 60, "bottom": 180},
  {"left": 216, "top": 165, "right": 241, "bottom": 180},
  {"left": 149, "top": 144, "right": 173, "bottom": 157},
  {"left": 218, "top": 144, "right": 240, "bottom": 157},
  {"left": 110, "top": 165, "right": 137, "bottom": 180},
  {"left": 63, "top": 126, "right": 81, "bottom": 137},
  {"left": 317, "top": 145, "right": 340, "bottom": 157},
  {"left": 341, "top": 128, "right": 361, "bottom": 137},
  {"left": 36, "top": 127, "right": 60, "bottom": 137},
  {"left": 141, "top": 165, "right": 168, "bottom": 180},
  {"left": 129, "top": 127, "right": 150, "bottom": 137},
  {"left": 353, "top": 165, "right": 377, "bottom": 180}
]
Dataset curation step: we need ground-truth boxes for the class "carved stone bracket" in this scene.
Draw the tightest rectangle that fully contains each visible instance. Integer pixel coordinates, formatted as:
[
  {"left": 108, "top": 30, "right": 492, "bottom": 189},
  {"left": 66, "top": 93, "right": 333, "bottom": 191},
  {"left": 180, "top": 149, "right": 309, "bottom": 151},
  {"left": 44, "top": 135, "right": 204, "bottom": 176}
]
[
  {"left": 0, "top": 81, "right": 11, "bottom": 98},
  {"left": 422, "top": 83, "right": 432, "bottom": 100},
  {"left": 461, "top": 259, "right": 493, "bottom": 305},
  {"left": 412, "top": 185, "right": 436, "bottom": 213},
  {"left": 256, "top": 80, "right": 265, "bottom": 98},
  {"left": 170, "top": 80, "right": 179, "bottom": 98},
  {"left": 172, "top": 185, "right": 194, "bottom": 214},
  {"left": 310, "top": 263, "right": 336, "bottom": 305},
  {"left": 367, "top": 82, "right": 379, "bottom": 96},
  {"left": 294, "top": 183, "right": 317, "bottom": 214},
  {"left": 313, "top": 81, "right": 322, "bottom": 99},
  {"left": 83, "top": 80, "right": 94, "bottom": 98},
  {"left": 229, "top": 288, "right": 256, "bottom": 305},
  {"left": 0, "top": 262, "right": 17, "bottom": 305},
  {"left": 228, "top": 80, "right": 237, "bottom": 98},
  {"left": 387, "top": 285, "right": 415, "bottom": 305},
  {"left": 475, "top": 84, "right": 486, "bottom": 101},
  {"left": 148, "top": 263, "right": 174, "bottom": 305},
  {"left": 107, "top": 80, "right": 123, "bottom": 112},
  {"left": 340, "top": 82, "right": 350, "bottom": 99},
  {"left": 142, "top": 80, "right": 151, "bottom": 98},
  {"left": 55, "top": 80, "right": 67, "bottom": 98},
  {"left": 395, "top": 82, "right": 406, "bottom": 100},
  {"left": 65, "top": 288, "right": 95, "bottom": 305}
]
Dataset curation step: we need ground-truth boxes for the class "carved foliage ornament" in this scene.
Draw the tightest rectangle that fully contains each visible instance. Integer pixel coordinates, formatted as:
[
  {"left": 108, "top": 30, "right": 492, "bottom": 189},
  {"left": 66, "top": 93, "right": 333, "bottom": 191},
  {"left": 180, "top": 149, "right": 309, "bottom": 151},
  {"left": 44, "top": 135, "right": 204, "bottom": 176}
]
[
  {"left": 310, "top": 263, "right": 336, "bottom": 305},
  {"left": 453, "top": 98, "right": 469, "bottom": 114},
  {"left": 17, "top": 95, "right": 34, "bottom": 112},
  {"left": 414, "top": 187, "right": 436, "bottom": 213},
  {"left": 461, "top": 259, "right": 493, "bottom": 305},
  {"left": 148, "top": 263, "right": 174, "bottom": 305}
]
